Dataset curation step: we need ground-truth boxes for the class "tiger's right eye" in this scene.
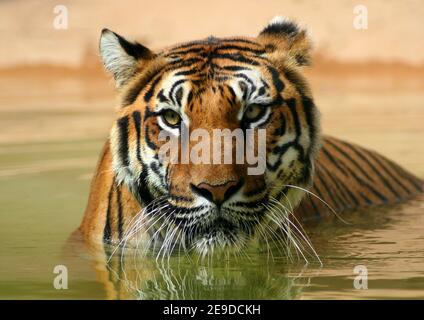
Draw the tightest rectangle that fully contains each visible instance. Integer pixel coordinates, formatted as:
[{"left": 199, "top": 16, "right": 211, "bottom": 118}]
[
  {"left": 161, "top": 109, "right": 182, "bottom": 128},
  {"left": 243, "top": 104, "right": 267, "bottom": 124}
]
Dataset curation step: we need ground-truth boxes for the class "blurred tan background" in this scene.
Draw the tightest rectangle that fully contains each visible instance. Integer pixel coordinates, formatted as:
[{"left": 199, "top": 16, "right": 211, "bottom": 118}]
[
  {"left": 0, "top": 0, "right": 423, "bottom": 176},
  {"left": 1, "top": 0, "right": 424, "bottom": 66}
]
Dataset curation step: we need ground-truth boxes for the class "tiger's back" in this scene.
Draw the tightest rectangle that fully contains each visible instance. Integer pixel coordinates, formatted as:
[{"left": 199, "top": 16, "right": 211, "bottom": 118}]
[{"left": 296, "top": 136, "right": 422, "bottom": 220}]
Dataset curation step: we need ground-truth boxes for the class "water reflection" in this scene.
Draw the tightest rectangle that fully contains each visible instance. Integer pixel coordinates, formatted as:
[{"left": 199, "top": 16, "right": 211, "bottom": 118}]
[
  {"left": 68, "top": 232, "right": 320, "bottom": 300},
  {"left": 65, "top": 196, "right": 424, "bottom": 299}
]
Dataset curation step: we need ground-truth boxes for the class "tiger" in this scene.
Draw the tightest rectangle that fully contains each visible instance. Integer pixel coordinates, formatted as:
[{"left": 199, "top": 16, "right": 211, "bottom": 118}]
[{"left": 79, "top": 17, "right": 423, "bottom": 258}]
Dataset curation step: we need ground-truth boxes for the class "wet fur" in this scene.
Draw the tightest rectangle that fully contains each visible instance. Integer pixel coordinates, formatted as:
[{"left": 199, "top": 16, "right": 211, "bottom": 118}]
[{"left": 79, "top": 18, "right": 423, "bottom": 259}]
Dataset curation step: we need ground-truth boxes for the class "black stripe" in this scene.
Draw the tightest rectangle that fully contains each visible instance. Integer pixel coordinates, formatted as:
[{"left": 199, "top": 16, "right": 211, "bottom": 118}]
[
  {"left": 214, "top": 75, "right": 231, "bottom": 82},
  {"left": 117, "top": 187, "right": 124, "bottom": 241},
  {"left": 271, "top": 140, "right": 294, "bottom": 155},
  {"left": 324, "top": 142, "right": 389, "bottom": 203},
  {"left": 144, "top": 76, "right": 162, "bottom": 102},
  {"left": 257, "top": 85, "right": 266, "bottom": 97},
  {"left": 222, "top": 65, "right": 249, "bottom": 72},
  {"left": 310, "top": 173, "right": 333, "bottom": 211},
  {"left": 186, "top": 90, "right": 194, "bottom": 107},
  {"left": 308, "top": 195, "right": 322, "bottom": 218},
  {"left": 388, "top": 160, "right": 423, "bottom": 191},
  {"left": 283, "top": 69, "right": 308, "bottom": 97},
  {"left": 166, "top": 47, "right": 207, "bottom": 57},
  {"left": 115, "top": 33, "right": 152, "bottom": 60},
  {"left": 103, "top": 182, "right": 114, "bottom": 241},
  {"left": 243, "top": 186, "right": 266, "bottom": 198},
  {"left": 144, "top": 123, "right": 158, "bottom": 150},
  {"left": 168, "top": 195, "right": 193, "bottom": 203},
  {"left": 117, "top": 116, "right": 130, "bottom": 167},
  {"left": 358, "top": 192, "right": 373, "bottom": 205},
  {"left": 232, "top": 199, "right": 267, "bottom": 209},
  {"left": 286, "top": 99, "right": 305, "bottom": 161},
  {"left": 267, "top": 66, "right": 285, "bottom": 92},
  {"left": 267, "top": 142, "right": 294, "bottom": 171},
  {"left": 215, "top": 44, "right": 266, "bottom": 55},
  {"left": 275, "top": 112, "right": 286, "bottom": 136},
  {"left": 175, "top": 87, "right": 184, "bottom": 107},
  {"left": 322, "top": 146, "right": 349, "bottom": 176},
  {"left": 168, "top": 41, "right": 210, "bottom": 51},
  {"left": 211, "top": 53, "right": 260, "bottom": 66},
  {"left": 150, "top": 162, "right": 167, "bottom": 190},
  {"left": 286, "top": 98, "right": 301, "bottom": 136},
  {"left": 234, "top": 73, "right": 257, "bottom": 99},
  {"left": 323, "top": 150, "right": 373, "bottom": 207},
  {"left": 267, "top": 143, "right": 304, "bottom": 171},
  {"left": 168, "top": 38, "right": 262, "bottom": 54},
  {"left": 169, "top": 79, "right": 187, "bottom": 106},
  {"left": 157, "top": 89, "right": 170, "bottom": 103},
  {"left": 220, "top": 38, "right": 262, "bottom": 45},
  {"left": 275, "top": 186, "right": 289, "bottom": 202},
  {"left": 132, "top": 111, "right": 142, "bottom": 163},
  {"left": 320, "top": 163, "right": 360, "bottom": 209},
  {"left": 366, "top": 149, "right": 420, "bottom": 193},
  {"left": 175, "top": 68, "right": 199, "bottom": 76},
  {"left": 137, "top": 168, "right": 153, "bottom": 206},
  {"left": 226, "top": 85, "right": 237, "bottom": 104},
  {"left": 123, "top": 65, "right": 163, "bottom": 106},
  {"left": 326, "top": 139, "right": 375, "bottom": 183},
  {"left": 167, "top": 204, "right": 206, "bottom": 215},
  {"left": 315, "top": 168, "right": 342, "bottom": 211},
  {"left": 301, "top": 96, "right": 318, "bottom": 158},
  {"left": 124, "top": 58, "right": 201, "bottom": 106},
  {"left": 143, "top": 106, "right": 159, "bottom": 121},
  {"left": 167, "top": 57, "right": 205, "bottom": 68},
  {"left": 299, "top": 158, "right": 313, "bottom": 186},
  {"left": 339, "top": 141, "right": 402, "bottom": 200}
]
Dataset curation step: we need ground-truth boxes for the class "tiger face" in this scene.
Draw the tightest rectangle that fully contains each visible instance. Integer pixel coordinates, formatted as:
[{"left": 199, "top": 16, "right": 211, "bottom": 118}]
[{"left": 100, "top": 17, "right": 321, "bottom": 255}]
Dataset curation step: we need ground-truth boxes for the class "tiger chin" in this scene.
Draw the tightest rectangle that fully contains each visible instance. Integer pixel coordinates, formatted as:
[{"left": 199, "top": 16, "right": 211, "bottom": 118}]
[{"left": 79, "top": 17, "right": 423, "bottom": 258}]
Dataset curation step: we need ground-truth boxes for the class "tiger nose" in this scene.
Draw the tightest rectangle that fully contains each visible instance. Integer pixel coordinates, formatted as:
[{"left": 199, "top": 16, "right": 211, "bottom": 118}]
[{"left": 190, "top": 180, "right": 243, "bottom": 207}]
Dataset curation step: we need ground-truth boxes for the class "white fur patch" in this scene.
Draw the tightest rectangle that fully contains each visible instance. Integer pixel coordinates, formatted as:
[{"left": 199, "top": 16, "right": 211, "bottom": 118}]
[
  {"left": 268, "top": 15, "right": 289, "bottom": 26},
  {"left": 99, "top": 30, "right": 138, "bottom": 87}
]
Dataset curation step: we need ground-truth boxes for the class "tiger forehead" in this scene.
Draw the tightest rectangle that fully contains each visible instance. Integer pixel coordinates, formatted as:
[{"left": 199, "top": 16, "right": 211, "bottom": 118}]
[
  {"left": 162, "top": 37, "right": 267, "bottom": 57},
  {"left": 160, "top": 38, "right": 270, "bottom": 80},
  {"left": 122, "top": 37, "right": 281, "bottom": 107},
  {"left": 155, "top": 62, "right": 276, "bottom": 114}
]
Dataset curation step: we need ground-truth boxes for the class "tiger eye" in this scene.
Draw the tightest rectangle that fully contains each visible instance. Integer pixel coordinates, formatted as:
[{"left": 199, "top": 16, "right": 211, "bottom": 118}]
[
  {"left": 161, "top": 109, "right": 182, "bottom": 128},
  {"left": 244, "top": 104, "right": 264, "bottom": 122}
]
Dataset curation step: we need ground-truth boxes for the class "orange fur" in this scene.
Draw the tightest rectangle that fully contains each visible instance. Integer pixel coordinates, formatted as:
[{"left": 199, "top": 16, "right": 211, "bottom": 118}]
[{"left": 79, "top": 19, "right": 423, "bottom": 250}]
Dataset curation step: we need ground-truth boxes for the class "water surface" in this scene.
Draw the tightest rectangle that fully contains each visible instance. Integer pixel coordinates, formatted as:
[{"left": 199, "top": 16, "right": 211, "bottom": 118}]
[{"left": 0, "top": 71, "right": 423, "bottom": 299}]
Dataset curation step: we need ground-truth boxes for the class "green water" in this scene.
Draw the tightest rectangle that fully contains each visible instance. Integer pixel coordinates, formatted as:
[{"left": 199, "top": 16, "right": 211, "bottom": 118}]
[{"left": 1, "top": 139, "right": 423, "bottom": 299}]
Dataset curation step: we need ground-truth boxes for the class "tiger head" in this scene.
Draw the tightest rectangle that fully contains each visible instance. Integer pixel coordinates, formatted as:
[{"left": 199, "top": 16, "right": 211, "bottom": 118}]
[{"left": 100, "top": 17, "right": 321, "bottom": 255}]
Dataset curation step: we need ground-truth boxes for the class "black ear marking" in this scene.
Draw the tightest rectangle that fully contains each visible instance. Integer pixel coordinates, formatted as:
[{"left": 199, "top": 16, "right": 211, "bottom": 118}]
[
  {"left": 99, "top": 29, "right": 154, "bottom": 87},
  {"left": 258, "top": 16, "right": 312, "bottom": 67},
  {"left": 106, "top": 29, "right": 153, "bottom": 60},
  {"left": 259, "top": 18, "right": 300, "bottom": 38}
]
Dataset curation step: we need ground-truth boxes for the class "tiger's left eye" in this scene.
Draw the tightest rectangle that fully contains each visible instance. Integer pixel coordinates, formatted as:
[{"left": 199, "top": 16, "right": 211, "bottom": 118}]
[
  {"left": 243, "top": 104, "right": 266, "bottom": 123},
  {"left": 161, "top": 109, "right": 182, "bottom": 128}
]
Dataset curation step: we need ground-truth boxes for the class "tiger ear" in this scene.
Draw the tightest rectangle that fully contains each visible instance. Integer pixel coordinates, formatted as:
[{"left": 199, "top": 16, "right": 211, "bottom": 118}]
[
  {"left": 258, "top": 16, "right": 312, "bottom": 67},
  {"left": 99, "top": 29, "right": 154, "bottom": 87}
]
